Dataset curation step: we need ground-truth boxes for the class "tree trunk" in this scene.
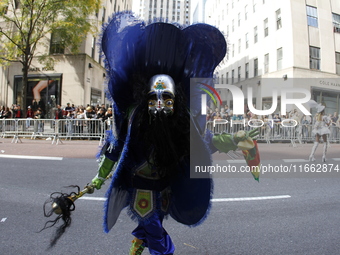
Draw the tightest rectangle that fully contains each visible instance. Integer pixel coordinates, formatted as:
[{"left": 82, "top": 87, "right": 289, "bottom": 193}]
[{"left": 21, "top": 62, "right": 28, "bottom": 117}]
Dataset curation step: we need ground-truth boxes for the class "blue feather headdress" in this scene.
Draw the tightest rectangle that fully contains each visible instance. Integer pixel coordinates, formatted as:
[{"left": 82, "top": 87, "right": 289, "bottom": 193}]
[{"left": 101, "top": 11, "right": 227, "bottom": 117}]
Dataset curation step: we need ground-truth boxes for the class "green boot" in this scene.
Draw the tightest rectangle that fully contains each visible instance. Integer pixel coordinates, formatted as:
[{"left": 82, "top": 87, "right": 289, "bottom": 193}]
[{"left": 129, "top": 238, "right": 145, "bottom": 255}]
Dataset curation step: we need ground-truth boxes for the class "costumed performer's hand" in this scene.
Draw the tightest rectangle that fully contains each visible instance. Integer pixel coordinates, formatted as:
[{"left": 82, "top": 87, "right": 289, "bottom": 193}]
[
  {"left": 233, "top": 128, "right": 260, "bottom": 151},
  {"left": 91, "top": 156, "right": 115, "bottom": 190},
  {"left": 92, "top": 176, "right": 105, "bottom": 190}
]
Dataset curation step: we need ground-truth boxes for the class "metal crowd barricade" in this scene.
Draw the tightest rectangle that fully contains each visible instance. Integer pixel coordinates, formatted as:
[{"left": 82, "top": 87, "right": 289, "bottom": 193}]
[
  {"left": 204, "top": 119, "right": 338, "bottom": 146},
  {"left": 54, "top": 119, "right": 105, "bottom": 144},
  {"left": 1, "top": 118, "right": 339, "bottom": 145},
  {"left": 0, "top": 119, "right": 20, "bottom": 143}
]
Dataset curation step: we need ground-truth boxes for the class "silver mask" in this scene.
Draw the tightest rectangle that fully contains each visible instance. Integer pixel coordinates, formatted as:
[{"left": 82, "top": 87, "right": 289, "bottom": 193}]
[{"left": 148, "top": 74, "right": 175, "bottom": 116}]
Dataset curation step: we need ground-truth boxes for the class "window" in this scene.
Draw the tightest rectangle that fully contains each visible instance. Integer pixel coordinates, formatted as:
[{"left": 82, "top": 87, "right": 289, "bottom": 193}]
[
  {"left": 333, "top": 13, "right": 340, "bottom": 33},
  {"left": 1, "top": 4, "right": 8, "bottom": 14},
  {"left": 277, "top": 48, "right": 283, "bottom": 70},
  {"left": 336, "top": 52, "right": 340, "bottom": 75},
  {"left": 254, "top": 58, "right": 258, "bottom": 77},
  {"left": 92, "top": 37, "right": 96, "bottom": 59},
  {"left": 232, "top": 69, "right": 235, "bottom": 84},
  {"left": 309, "top": 46, "right": 320, "bottom": 70},
  {"left": 276, "top": 9, "right": 282, "bottom": 29},
  {"left": 245, "top": 5, "right": 248, "bottom": 20},
  {"left": 14, "top": 0, "right": 20, "bottom": 9},
  {"left": 307, "top": 6, "right": 318, "bottom": 27},
  {"left": 264, "top": 53, "right": 269, "bottom": 73},
  {"left": 264, "top": 18, "right": 268, "bottom": 37},
  {"left": 226, "top": 72, "right": 229, "bottom": 84},
  {"left": 238, "top": 66, "right": 241, "bottom": 82},
  {"left": 238, "top": 39, "right": 241, "bottom": 53},
  {"left": 102, "top": 8, "right": 106, "bottom": 23},
  {"left": 50, "top": 31, "right": 65, "bottom": 54},
  {"left": 238, "top": 13, "right": 241, "bottom": 26},
  {"left": 253, "top": 1, "right": 256, "bottom": 13},
  {"left": 254, "top": 26, "right": 258, "bottom": 43},
  {"left": 245, "top": 33, "right": 249, "bottom": 49},
  {"left": 245, "top": 63, "right": 249, "bottom": 79}
]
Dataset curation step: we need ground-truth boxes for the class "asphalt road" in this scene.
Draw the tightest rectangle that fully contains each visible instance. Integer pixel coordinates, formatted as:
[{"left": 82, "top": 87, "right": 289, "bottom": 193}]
[{"left": 1, "top": 157, "right": 340, "bottom": 255}]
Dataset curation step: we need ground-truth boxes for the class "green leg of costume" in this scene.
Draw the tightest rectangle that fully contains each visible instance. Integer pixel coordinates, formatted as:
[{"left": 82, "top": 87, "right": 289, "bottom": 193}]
[{"left": 129, "top": 237, "right": 145, "bottom": 255}]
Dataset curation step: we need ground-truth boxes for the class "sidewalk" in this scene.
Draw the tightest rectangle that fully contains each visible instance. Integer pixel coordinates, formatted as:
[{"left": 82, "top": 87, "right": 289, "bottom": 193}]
[{"left": 0, "top": 138, "right": 100, "bottom": 158}]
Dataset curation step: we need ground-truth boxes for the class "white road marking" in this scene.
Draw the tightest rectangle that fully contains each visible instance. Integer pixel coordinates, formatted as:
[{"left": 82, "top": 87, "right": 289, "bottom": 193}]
[
  {"left": 1, "top": 218, "right": 7, "bottom": 222},
  {"left": 0, "top": 155, "right": 63, "bottom": 160},
  {"left": 79, "top": 197, "right": 106, "bottom": 201},
  {"left": 332, "top": 158, "right": 340, "bottom": 161},
  {"left": 79, "top": 195, "right": 291, "bottom": 202},
  {"left": 226, "top": 159, "right": 246, "bottom": 163},
  {"left": 212, "top": 195, "right": 291, "bottom": 202},
  {"left": 283, "top": 159, "right": 309, "bottom": 163}
]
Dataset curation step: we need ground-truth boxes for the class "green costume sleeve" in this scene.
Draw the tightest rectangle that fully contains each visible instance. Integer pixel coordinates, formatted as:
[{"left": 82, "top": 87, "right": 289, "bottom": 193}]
[
  {"left": 92, "top": 156, "right": 116, "bottom": 189},
  {"left": 212, "top": 133, "right": 238, "bottom": 153}
]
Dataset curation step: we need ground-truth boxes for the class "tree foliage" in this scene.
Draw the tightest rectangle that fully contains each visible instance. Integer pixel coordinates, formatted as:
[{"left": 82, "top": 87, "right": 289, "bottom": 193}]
[{"left": 0, "top": 0, "right": 101, "bottom": 110}]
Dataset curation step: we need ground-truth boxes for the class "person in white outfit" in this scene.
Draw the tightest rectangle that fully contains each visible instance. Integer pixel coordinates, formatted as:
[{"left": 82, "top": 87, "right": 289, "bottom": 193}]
[{"left": 309, "top": 103, "right": 331, "bottom": 162}]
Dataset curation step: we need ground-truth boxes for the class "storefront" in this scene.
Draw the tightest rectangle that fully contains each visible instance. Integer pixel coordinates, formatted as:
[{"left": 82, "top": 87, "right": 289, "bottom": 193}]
[{"left": 14, "top": 74, "right": 62, "bottom": 119}]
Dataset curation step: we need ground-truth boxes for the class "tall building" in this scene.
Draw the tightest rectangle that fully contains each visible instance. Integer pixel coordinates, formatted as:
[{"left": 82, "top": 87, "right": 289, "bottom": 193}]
[
  {"left": 133, "top": 0, "right": 191, "bottom": 25},
  {"left": 191, "top": 0, "right": 208, "bottom": 23},
  {"left": 0, "top": 0, "right": 132, "bottom": 117},
  {"left": 206, "top": 0, "right": 340, "bottom": 116}
]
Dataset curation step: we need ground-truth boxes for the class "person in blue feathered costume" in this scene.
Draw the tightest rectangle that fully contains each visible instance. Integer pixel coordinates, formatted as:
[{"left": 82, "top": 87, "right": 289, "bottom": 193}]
[{"left": 91, "top": 12, "right": 259, "bottom": 255}]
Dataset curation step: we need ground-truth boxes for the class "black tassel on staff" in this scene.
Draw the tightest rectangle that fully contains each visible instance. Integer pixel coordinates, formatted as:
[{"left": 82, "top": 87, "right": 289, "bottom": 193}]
[
  {"left": 39, "top": 172, "right": 113, "bottom": 249},
  {"left": 38, "top": 184, "right": 94, "bottom": 248}
]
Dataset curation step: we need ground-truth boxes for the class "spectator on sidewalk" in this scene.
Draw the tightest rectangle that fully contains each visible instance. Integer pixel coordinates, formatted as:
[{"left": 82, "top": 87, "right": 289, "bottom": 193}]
[
  {"left": 12, "top": 104, "right": 23, "bottom": 118},
  {"left": 330, "top": 112, "right": 338, "bottom": 142},
  {"left": 26, "top": 106, "right": 34, "bottom": 129}
]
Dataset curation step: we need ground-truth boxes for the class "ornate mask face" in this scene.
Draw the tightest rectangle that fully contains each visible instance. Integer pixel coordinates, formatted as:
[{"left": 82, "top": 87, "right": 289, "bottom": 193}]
[{"left": 148, "top": 74, "right": 175, "bottom": 116}]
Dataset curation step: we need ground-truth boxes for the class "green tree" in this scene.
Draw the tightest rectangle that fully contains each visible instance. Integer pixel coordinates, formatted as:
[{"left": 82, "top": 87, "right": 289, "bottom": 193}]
[{"left": 0, "top": 0, "right": 101, "bottom": 112}]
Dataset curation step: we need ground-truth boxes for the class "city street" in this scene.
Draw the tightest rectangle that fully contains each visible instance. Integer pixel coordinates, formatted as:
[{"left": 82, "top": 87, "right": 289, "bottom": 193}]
[{"left": 1, "top": 139, "right": 340, "bottom": 254}]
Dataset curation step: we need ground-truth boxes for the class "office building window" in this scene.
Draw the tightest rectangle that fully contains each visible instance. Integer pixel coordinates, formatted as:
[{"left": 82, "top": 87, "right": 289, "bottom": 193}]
[
  {"left": 50, "top": 31, "right": 65, "bottom": 54},
  {"left": 245, "top": 63, "right": 249, "bottom": 79},
  {"left": 336, "top": 52, "right": 340, "bottom": 75},
  {"left": 245, "top": 33, "right": 249, "bottom": 49},
  {"left": 277, "top": 48, "right": 283, "bottom": 70},
  {"left": 238, "top": 13, "right": 241, "bottom": 26},
  {"left": 333, "top": 13, "right": 340, "bottom": 33},
  {"left": 264, "top": 18, "right": 268, "bottom": 37},
  {"left": 307, "top": 5, "right": 318, "bottom": 27},
  {"left": 309, "top": 46, "right": 320, "bottom": 70},
  {"left": 238, "top": 66, "right": 241, "bottom": 82},
  {"left": 254, "top": 58, "right": 258, "bottom": 77},
  {"left": 102, "top": 8, "right": 106, "bottom": 23},
  {"left": 276, "top": 9, "right": 282, "bottom": 29},
  {"left": 245, "top": 5, "right": 248, "bottom": 20},
  {"left": 91, "top": 37, "right": 96, "bottom": 59},
  {"left": 254, "top": 26, "right": 258, "bottom": 43},
  {"left": 264, "top": 53, "right": 269, "bottom": 73},
  {"left": 226, "top": 72, "right": 229, "bottom": 84},
  {"left": 232, "top": 70, "right": 235, "bottom": 84},
  {"left": 238, "top": 39, "right": 241, "bottom": 53}
]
